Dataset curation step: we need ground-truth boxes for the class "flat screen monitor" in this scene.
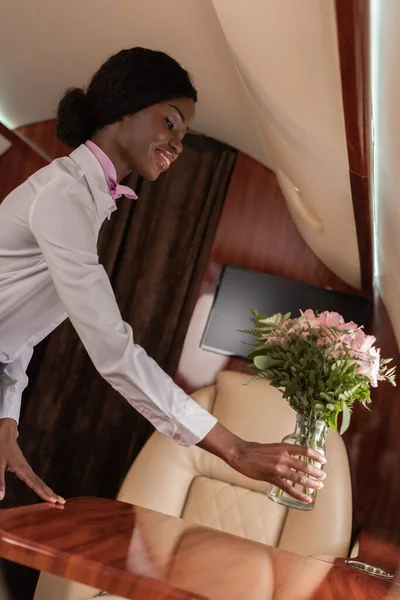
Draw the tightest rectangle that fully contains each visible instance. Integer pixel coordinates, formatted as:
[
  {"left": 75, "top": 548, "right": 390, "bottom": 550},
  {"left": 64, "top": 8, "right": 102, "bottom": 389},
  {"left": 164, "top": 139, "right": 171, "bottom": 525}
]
[{"left": 200, "top": 265, "right": 372, "bottom": 359}]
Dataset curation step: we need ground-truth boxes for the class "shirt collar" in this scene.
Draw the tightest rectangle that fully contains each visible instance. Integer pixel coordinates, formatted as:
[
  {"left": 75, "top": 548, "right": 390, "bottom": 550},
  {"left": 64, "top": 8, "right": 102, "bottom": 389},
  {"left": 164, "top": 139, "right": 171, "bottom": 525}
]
[
  {"left": 85, "top": 141, "right": 138, "bottom": 202},
  {"left": 69, "top": 144, "right": 137, "bottom": 223}
]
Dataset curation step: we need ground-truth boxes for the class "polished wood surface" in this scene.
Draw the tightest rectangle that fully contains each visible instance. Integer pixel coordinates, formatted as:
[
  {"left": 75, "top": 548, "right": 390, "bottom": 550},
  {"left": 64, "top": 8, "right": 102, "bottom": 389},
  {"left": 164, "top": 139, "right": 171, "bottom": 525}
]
[
  {"left": 335, "top": 0, "right": 373, "bottom": 292},
  {"left": 335, "top": 0, "right": 370, "bottom": 176},
  {"left": 0, "top": 497, "right": 398, "bottom": 600},
  {"left": 315, "top": 531, "right": 400, "bottom": 577},
  {"left": 356, "top": 531, "right": 400, "bottom": 575}
]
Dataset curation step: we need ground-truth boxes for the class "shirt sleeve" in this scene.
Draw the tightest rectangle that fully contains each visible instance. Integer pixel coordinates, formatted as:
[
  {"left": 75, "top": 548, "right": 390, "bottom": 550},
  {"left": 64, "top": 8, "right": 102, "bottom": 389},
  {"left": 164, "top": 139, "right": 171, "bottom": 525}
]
[
  {"left": 29, "top": 178, "right": 217, "bottom": 446},
  {"left": 0, "top": 347, "right": 34, "bottom": 423}
]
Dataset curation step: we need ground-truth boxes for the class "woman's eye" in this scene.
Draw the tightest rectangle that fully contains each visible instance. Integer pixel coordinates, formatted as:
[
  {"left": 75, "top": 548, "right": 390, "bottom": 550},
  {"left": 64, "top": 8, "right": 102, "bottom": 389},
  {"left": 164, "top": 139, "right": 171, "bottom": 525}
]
[{"left": 165, "top": 118, "right": 174, "bottom": 129}]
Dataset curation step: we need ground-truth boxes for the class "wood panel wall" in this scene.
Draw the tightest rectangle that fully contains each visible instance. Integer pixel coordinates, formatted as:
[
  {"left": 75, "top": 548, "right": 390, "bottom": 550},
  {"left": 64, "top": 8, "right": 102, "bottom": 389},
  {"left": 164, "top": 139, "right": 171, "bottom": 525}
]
[
  {"left": 11, "top": 119, "right": 400, "bottom": 552},
  {"left": 335, "top": 0, "right": 373, "bottom": 293},
  {"left": 16, "top": 120, "right": 69, "bottom": 161},
  {"left": 345, "top": 297, "right": 400, "bottom": 549},
  {"left": 334, "top": 0, "right": 400, "bottom": 554},
  {"left": 0, "top": 123, "right": 47, "bottom": 201}
]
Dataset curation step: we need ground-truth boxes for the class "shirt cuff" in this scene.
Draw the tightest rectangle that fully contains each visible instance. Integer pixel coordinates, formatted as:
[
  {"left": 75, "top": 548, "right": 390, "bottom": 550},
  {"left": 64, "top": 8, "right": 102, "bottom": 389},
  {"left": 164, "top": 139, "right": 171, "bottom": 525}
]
[
  {"left": 166, "top": 397, "right": 218, "bottom": 446},
  {"left": 0, "top": 389, "right": 21, "bottom": 423}
]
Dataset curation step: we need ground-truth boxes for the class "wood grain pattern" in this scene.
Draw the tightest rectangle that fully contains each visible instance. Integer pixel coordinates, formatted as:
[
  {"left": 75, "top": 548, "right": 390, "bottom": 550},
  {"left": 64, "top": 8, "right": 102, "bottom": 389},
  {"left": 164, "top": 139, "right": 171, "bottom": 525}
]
[
  {"left": 355, "top": 531, "right": 400, "bottom": 574},
  {"left": 315, "top": 531, "right": 400, "bottom": 578},
  {"left": 16, "top": 120, "right": 69, "bottom": 161},
  {"left": 335, "top": 0, "right": 373, "bottom": 292},
  {"left": 335, "top": 0, "right": 371, "bottom": 177},
  {"left": 0, "top": 497, "right": 398, "bottom": 600},
  {"left": 0, "top": 123, "right": 47, "bottom": 202},
  {"left": 348, "top": 171, "right": 373, "bottom": 293},
  {"left": 0, "top": 498, "right": 205, "bottom": 600}
]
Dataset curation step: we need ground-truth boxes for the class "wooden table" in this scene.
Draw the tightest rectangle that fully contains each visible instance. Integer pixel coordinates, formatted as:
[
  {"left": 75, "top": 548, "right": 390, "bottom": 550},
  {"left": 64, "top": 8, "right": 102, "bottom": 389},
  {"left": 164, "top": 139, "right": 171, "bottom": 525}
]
[{"left": 0, "top": 497, "right": 398, "bottom": 599}]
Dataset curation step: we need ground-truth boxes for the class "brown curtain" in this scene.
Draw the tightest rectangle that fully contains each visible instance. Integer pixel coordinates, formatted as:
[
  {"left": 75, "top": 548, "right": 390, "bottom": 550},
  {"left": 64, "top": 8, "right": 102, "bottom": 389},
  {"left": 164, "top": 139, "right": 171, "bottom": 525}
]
[{"left": 3, "top": 133, "right": 236, "bottom": 507}]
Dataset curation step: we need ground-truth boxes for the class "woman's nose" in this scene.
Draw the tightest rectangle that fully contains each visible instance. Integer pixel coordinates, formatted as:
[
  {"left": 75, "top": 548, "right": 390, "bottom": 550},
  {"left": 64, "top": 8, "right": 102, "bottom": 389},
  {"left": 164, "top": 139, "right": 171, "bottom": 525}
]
[{"left": 169, "top": 133, "right": 183, "bottom": 156}]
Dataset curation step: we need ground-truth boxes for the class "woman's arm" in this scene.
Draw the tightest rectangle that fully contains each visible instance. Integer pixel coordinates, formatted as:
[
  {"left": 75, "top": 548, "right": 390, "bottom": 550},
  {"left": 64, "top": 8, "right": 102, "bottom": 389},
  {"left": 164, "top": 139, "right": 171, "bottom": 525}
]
[
  {"left": 0, "top": 348, "right": 33, "bottom": 424},
  {"left": 0, "top": 350, "right": 62, "bottom": 503},
  {"left": 29, "top": 179, "right": 325, "bottom": 502},
  {"left": 29, "top": 178, "right": 217, "bottom": 445},
  {"left": 198, "top": 422, "right": 326, "bottom": 503},
  {"left": 0, "top": 418, "right": 63, "bottom": 503}
]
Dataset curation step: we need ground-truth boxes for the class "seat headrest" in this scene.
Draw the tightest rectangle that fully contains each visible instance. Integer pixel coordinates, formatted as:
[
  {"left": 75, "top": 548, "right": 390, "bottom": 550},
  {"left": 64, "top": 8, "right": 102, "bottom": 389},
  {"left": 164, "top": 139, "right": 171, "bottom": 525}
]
[{"left": 212, "top": 371, "right": 296, "bottom": 443}]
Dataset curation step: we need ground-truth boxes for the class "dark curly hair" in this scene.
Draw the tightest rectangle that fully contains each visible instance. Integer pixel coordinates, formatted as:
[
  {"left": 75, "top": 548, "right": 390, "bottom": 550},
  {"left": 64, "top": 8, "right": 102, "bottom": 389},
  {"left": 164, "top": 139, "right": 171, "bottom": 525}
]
[{"left": 57, "top": 47, "right": 197, "bottom": 148}]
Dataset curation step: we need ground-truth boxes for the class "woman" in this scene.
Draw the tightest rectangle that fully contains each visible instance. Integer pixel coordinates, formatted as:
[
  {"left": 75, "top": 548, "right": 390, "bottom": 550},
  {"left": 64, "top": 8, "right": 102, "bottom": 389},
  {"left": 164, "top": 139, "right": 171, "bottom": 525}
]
[{"left": 0, "top": 47, "right": 325, "bottom": 505}]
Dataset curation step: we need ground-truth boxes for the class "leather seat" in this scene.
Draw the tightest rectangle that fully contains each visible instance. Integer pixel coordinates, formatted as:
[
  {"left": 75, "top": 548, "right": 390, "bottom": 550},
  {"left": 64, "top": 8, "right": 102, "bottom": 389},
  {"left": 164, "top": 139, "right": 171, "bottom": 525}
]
[{"left": 34, "top": 371, "right": 352, "bottom": 600}]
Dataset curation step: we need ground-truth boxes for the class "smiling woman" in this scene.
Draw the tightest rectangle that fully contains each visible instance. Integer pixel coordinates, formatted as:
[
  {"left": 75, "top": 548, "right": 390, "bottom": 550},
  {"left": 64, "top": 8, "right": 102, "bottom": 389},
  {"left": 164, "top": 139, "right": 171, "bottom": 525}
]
[
  {"left": 57, "top": 47, "right": 197, "bottom": 181},
  {"left": 0, "top": 46, "right": 326, "bottom": 515},
  {"left": 90, "top": 97, "right": 195, "bottom": 181}
]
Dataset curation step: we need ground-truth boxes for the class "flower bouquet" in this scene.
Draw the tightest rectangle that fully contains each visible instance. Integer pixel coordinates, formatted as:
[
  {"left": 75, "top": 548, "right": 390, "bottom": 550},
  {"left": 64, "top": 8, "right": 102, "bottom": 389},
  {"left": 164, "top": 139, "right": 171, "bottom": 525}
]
[{"left": 241, "top": 309, "right": 396, "bottom": 510}]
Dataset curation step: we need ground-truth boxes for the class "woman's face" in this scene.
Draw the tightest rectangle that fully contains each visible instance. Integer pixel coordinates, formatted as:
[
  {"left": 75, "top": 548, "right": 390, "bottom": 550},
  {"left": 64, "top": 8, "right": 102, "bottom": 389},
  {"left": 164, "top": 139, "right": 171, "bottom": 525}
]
[{"left": 117, "top": 97, "right": 196, "bottom": 181}]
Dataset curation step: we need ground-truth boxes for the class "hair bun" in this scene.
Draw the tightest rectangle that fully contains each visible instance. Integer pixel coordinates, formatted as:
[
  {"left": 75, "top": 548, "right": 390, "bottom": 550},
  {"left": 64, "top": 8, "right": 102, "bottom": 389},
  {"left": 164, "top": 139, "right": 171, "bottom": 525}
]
[{"left": 56, "top": 87, "right": 93, "bottom": 148}]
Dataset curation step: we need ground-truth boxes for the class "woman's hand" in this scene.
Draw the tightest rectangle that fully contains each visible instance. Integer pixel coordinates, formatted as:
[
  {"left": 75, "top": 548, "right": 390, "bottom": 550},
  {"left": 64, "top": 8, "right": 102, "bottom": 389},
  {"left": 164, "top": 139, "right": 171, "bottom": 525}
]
[
  {"left": 198, "top": 422, "right": 326, "bottom": 504},
  {"left": 0, "top": 418, "right": 65, "bottom": 504},
  {"left": 229, "top": 440, "right": 326, "bottom": 503}
]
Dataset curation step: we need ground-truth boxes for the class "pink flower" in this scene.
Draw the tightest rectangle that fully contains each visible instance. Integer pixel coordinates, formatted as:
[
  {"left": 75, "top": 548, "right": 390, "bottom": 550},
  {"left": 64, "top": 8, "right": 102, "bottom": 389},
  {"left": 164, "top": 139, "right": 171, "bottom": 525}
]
[
  {"left": 356, "top": 346, "right": 384, "bottom": 387},
  {"left": 353, "top": 331, "right": 376, "bottom": 353},
  {"left": 317, "top": 311, "right": 345, "bottom": 327},
  {"left": 340, "top": 333, "right": 353, "bottom": 346},
  {"left": 286, "top": 322, "right": 305, "bottom": 335},
  {"left": 300, "top": 309, "right": 316, "bottom": 320},
  {"left": 341, "top": 329, "right": 376, "bottom": 353},
  {"left": 300, "top": 309, "right": 319, "bottom": 326},
  {"left": 339, "top": 329, "right": 383, "bottom": 386},
  {"left": 300, "top": 310, "right": 351, "bottom": 331},
  {"left": 339, "top": 320, "right": 358, "bottom": 331},
  {"left": 267, "top": 308, "right": 389, "bottom": 388}
]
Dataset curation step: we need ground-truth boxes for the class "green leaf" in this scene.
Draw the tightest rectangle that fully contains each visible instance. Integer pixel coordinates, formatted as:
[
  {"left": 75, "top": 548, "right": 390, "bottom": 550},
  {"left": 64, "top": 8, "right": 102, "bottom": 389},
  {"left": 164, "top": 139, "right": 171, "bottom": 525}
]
[
  {"left": 246, "top": 348, "right": 268, "bottom": 360},
  {"left": 253, "top": 355, "right": 286, "bottom": 370},
  {"left": 327, "top": 406, "right": 340, "bottom": 430},
  {"left": 258, "top": 313, "right": 288, "bottom": 325},
  {"left": 253, "top": 355, "right": 270, "bottom": 370},
  {"left": 283, "top": 385, "right": 296, "bottom": 399},
  {"left": 340, "top": 402, "right": 351, "bottom": 435}
]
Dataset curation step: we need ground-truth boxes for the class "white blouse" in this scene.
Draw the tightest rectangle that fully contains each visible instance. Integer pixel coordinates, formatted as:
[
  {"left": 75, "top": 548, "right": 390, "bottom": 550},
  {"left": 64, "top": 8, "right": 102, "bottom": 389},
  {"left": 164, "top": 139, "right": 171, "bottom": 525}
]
[{"left": 0, "top": 144, "right": 217, "bottom": 445}]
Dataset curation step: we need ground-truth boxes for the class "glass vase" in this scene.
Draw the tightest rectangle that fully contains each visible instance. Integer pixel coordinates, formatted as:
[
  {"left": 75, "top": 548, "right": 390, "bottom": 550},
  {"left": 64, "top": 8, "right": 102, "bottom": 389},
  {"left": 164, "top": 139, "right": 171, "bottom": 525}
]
[{"left": 268, "top": 414, "right": 328, "bottom": 511}]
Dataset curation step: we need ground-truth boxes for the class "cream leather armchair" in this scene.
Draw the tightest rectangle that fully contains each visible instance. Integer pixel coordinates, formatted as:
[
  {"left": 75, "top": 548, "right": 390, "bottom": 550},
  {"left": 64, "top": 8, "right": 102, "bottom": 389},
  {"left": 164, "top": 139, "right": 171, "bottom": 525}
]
[{"left": 34, "top": 371, "right": 352, "bottom": 600}]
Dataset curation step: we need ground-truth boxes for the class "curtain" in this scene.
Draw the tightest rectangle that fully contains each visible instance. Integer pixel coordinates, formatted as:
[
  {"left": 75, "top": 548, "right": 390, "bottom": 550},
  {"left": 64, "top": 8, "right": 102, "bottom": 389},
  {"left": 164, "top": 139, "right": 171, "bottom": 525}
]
[{"left": 3, "top": 133, "right": 236, "bottom": 507}]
